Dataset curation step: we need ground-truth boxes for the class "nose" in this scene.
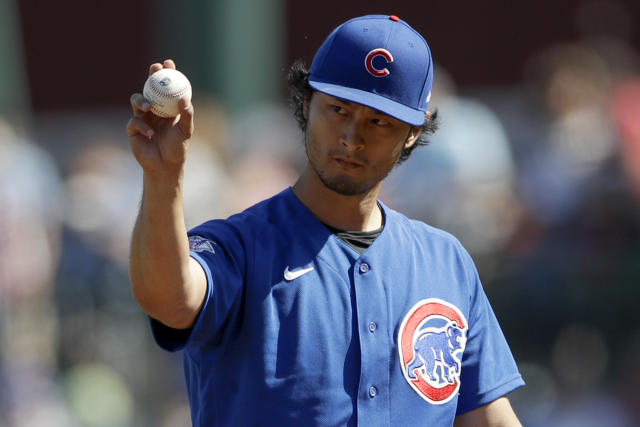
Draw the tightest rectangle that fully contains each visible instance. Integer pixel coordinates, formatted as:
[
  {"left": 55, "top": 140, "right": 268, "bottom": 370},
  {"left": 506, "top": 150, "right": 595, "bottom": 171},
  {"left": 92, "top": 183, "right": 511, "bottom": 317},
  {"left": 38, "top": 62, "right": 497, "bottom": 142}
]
[{"left": 339, "top": 116, "right": 365, "bottom": 151}]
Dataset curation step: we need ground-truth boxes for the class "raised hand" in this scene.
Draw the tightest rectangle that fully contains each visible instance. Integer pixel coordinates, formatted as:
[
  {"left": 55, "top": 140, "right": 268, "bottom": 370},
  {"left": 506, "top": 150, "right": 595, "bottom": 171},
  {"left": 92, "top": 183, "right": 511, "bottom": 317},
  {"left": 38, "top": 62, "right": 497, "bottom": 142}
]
[{"left": 126, "top": 59, "right": 194, "bottom": 178}]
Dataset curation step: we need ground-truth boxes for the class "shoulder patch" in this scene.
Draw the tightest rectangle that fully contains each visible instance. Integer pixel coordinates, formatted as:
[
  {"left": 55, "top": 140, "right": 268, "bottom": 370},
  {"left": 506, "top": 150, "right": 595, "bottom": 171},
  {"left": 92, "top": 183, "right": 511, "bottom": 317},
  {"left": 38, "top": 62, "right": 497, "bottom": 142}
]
[
  {"left": 188, "top": 235, "right": 216, "bottom": 254},
  {"left": 398, "top": 298, "right": 468, "bottom": 404}
]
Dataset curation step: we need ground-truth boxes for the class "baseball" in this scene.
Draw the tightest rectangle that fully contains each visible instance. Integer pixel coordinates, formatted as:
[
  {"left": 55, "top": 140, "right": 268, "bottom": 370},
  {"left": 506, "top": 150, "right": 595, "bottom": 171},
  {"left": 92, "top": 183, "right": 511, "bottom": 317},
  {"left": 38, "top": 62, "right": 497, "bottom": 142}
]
[{"left": 143, "top": 68, "right": 192, "bottom": 118}]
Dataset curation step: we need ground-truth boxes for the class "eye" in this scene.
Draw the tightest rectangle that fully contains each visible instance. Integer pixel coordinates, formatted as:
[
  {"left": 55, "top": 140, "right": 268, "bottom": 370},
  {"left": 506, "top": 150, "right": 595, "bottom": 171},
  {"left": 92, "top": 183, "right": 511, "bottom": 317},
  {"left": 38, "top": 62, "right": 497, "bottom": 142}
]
[
  {"left": 372, "top": 117, "right": 390, "bottom": 126},
  {"left": 331, "top": 105, "right": 348, "bottom": 115}
]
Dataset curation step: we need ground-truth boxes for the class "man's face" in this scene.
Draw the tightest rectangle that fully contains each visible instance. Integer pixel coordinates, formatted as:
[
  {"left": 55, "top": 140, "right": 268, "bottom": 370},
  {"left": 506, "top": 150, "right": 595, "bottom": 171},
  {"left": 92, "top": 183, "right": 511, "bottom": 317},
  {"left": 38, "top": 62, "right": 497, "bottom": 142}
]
[{"left": 304, "top": 92, "right": 421, "bottom": 196}]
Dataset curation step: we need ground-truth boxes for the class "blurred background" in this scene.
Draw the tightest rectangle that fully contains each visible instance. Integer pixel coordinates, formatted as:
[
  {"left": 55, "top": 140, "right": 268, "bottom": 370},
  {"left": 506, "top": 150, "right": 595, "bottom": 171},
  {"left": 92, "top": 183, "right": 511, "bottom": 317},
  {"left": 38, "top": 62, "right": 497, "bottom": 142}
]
[{"left": 1, "top": 0, "right": 640, "bottom": 425}]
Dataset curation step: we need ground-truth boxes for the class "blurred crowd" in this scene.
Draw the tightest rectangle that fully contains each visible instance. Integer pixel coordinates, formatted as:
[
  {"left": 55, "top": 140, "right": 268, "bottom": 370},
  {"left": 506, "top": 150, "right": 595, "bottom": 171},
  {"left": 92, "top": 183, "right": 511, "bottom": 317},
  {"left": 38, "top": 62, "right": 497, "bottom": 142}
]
[{"left": 2, "top": 3, "right": 640, "bottom": 426}]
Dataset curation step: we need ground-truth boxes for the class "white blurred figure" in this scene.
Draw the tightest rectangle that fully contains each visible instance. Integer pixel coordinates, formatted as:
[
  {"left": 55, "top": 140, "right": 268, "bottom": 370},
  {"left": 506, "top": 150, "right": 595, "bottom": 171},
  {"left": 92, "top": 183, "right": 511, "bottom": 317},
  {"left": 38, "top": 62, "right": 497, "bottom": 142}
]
[
  {"left": 521, "top": 33, "right": 626, "bottom": 225},
  {"left": 63, "top": 100, "right": 232, "bottom": 264},
  {"left": 64, "top": 142, "right": 141, "bottom": 268},
  {"left": 182, "top": 99, "right": 233, "bottom": 229},
  {"left": 383, "top": 67, "right": 519, "bottom": 257},
  {"left": 224, "top": 104, "right": 305, "bottom": 214},
  {"left": 64, "top": 126, "right": 231, "bottom": 266},
  {"left": 0, "top": 118, "right": 62, "bottom": 299},
  {"left": 64, "top": 131, "right": 230, "bottom": 265},
  {"left": 0, "top": 118, "right": 73, "bottom": 425}
]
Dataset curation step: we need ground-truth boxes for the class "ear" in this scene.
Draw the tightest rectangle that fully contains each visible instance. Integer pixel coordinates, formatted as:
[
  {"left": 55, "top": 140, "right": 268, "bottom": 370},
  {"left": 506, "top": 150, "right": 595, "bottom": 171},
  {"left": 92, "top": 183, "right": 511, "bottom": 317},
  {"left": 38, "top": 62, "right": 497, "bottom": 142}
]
[{"left": 404, "top": 126, "right": 422, "bottom": 149}]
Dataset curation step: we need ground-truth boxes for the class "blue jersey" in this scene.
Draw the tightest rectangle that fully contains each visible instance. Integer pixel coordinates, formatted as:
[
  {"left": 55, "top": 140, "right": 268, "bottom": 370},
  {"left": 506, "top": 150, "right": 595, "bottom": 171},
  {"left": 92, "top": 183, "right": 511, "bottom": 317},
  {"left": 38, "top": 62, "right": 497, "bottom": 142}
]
[{"left": 151, "top": 188, "right": 524, "bottom": 426}]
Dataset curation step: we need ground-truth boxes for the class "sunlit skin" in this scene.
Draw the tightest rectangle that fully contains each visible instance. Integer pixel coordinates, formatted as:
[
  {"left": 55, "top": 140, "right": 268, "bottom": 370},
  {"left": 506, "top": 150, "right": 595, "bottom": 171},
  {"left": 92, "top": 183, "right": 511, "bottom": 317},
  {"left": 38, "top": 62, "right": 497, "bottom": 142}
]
[{"left": 293, "top": 92, "right": 421, "bottom": 231}]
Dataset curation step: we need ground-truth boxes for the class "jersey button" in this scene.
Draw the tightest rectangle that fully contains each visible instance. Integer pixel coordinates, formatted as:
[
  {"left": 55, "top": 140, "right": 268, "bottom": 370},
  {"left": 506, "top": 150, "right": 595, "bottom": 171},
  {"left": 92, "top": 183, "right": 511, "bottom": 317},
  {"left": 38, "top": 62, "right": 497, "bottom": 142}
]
[
  {"left": 368, "top": 386, "right": 377, "bottom": 398},
  {"left": 369, "top": 321, "right": 377, "bottom": 333},
  {"left": 359, "top": 263, "right": 369, "bottom": 273}
]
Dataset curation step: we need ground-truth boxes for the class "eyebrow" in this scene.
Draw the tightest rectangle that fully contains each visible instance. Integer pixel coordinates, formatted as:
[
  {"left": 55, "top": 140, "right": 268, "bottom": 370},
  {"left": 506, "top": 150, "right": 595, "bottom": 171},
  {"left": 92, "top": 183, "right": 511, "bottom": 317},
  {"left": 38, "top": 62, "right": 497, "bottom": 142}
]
[{"left": 334, "top": 98, "right": 386, "bottom": 116}]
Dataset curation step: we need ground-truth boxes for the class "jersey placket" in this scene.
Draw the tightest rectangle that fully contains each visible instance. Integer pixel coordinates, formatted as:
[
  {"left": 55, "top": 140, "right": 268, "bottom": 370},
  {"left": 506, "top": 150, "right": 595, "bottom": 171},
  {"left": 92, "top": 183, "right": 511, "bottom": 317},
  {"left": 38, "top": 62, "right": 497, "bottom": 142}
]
[{"left": 353, "top": 256, "right": 391, "bottom": 427}]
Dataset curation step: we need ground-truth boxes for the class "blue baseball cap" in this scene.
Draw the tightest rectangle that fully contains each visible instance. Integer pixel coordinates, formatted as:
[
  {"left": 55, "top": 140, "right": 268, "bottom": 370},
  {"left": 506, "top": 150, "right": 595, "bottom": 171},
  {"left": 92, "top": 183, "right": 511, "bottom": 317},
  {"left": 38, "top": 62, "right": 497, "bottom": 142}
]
[{"left": 309, "top": 14, "right": 433, "bottom": 126}]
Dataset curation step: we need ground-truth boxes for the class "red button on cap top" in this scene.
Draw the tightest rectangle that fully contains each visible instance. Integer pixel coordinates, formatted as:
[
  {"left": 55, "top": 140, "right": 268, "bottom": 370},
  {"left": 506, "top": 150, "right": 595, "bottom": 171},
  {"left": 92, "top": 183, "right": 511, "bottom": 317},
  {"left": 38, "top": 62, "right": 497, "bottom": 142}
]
[{"left": 389, "top": 15, "right": 400, "bottom": 21}]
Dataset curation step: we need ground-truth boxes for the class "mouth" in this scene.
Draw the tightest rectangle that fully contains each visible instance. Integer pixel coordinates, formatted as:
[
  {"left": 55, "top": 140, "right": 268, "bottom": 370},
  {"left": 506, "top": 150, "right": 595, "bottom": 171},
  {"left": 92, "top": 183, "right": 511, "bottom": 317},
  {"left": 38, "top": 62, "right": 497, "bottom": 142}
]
[{"left": 333, "top": 156, "right": 364, "bottom": 169}]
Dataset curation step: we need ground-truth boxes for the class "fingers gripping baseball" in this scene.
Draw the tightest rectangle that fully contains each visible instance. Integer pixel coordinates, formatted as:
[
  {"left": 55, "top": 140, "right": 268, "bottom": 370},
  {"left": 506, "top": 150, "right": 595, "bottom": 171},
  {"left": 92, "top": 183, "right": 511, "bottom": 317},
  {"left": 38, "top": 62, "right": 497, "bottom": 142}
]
[
  {"left": 177, "top": 97, "right": 194, "bottom": 139},
  {"left": 127, "top": 60, "right": 194, "bottom": 176}
]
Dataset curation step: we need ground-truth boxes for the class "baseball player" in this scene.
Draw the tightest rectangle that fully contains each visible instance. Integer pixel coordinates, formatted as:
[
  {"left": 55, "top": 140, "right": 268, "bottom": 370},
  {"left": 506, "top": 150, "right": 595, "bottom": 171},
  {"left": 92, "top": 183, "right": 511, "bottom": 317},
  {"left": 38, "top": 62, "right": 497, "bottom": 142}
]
[{"left": 127, "top": 14, "right": 524, "bottom": 426}]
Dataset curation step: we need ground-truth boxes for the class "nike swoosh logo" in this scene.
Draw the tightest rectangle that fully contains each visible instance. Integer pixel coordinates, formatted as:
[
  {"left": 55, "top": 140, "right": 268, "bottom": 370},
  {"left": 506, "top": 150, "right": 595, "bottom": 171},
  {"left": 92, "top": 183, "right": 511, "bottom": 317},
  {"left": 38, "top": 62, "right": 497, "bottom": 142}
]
[{"left": 284, "top": 266, "right": 314, "bottom": 281}]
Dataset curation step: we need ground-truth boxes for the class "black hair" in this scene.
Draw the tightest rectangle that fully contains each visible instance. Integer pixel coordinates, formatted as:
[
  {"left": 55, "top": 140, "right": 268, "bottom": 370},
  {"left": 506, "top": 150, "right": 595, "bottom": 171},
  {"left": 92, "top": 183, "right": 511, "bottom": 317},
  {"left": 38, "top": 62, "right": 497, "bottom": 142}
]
[{"left": 286, "top": 59, "right": 439, "bottom": 164}]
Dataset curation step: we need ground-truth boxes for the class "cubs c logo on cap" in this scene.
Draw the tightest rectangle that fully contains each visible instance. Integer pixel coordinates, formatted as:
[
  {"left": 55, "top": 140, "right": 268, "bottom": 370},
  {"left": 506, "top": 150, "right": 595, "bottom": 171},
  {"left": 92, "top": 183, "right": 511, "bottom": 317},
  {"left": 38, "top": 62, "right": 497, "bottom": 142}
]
[
  {"left": 365, "top": 48, "right": 394, "bottom": 77},
  {"left": 398, "top": 298, "right": 468, "bottom": 404}
]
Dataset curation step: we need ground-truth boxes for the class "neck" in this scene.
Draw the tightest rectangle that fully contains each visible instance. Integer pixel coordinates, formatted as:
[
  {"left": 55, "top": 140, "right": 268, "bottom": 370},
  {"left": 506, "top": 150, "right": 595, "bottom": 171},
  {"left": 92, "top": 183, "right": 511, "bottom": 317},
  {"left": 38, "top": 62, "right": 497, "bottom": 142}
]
[{"left": 292, "top": 165, "right": 383, "bottom": 232}]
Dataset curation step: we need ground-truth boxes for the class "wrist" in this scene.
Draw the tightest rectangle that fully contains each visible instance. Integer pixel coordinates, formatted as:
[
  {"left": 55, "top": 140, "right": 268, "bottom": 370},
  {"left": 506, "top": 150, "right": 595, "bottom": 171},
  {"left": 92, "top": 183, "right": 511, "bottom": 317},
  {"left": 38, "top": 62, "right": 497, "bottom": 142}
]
[{"left": 142, "top": 169, "right": 185, "bottom": 199}]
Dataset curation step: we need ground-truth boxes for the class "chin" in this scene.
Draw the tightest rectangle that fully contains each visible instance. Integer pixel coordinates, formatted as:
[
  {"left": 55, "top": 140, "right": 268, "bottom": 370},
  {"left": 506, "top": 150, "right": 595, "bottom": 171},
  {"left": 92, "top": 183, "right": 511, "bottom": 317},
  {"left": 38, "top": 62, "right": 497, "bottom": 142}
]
[{"left": 320, "top": 175, "right": 374, "bottom": 196}]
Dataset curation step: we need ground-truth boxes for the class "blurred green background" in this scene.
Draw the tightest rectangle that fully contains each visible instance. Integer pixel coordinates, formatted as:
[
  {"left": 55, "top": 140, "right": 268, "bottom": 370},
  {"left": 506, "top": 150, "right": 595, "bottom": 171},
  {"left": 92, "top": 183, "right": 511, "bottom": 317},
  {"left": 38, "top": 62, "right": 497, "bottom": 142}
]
[{"left": 2, "top": 0, "right": 640, "bottom": 425}]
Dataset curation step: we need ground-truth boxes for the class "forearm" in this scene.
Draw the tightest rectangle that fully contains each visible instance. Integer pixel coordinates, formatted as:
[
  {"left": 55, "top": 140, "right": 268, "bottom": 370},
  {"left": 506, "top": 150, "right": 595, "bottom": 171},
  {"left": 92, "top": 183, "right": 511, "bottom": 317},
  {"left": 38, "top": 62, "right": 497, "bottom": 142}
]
[{"left": 129, "top": 171, "right": 199, "bottom": 327}]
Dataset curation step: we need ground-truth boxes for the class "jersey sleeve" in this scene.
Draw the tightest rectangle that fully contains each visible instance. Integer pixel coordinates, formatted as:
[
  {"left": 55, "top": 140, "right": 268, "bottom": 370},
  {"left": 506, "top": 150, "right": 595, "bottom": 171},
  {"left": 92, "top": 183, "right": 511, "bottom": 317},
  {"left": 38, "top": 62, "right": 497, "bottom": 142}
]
[
  {"left": 456, "top": 247, "right": 524, "bottom": 415},
  {"left": 150, "top": 220, "right": 246, "bottom": 352}
]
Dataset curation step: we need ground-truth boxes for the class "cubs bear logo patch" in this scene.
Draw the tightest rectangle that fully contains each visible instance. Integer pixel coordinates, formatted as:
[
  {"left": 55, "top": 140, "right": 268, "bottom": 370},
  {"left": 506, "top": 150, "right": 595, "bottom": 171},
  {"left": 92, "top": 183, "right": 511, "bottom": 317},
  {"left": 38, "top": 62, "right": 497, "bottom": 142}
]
[{"left": 398, "top": 298, "right": 468, "bottom": 404}]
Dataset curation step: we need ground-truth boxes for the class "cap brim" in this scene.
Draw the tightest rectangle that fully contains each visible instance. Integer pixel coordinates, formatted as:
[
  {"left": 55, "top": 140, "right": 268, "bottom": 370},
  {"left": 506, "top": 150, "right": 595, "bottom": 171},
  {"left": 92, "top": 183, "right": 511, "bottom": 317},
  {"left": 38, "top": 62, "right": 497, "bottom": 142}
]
[{"left": 309, "top": 80, "right": 426, "bottom": 126}]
